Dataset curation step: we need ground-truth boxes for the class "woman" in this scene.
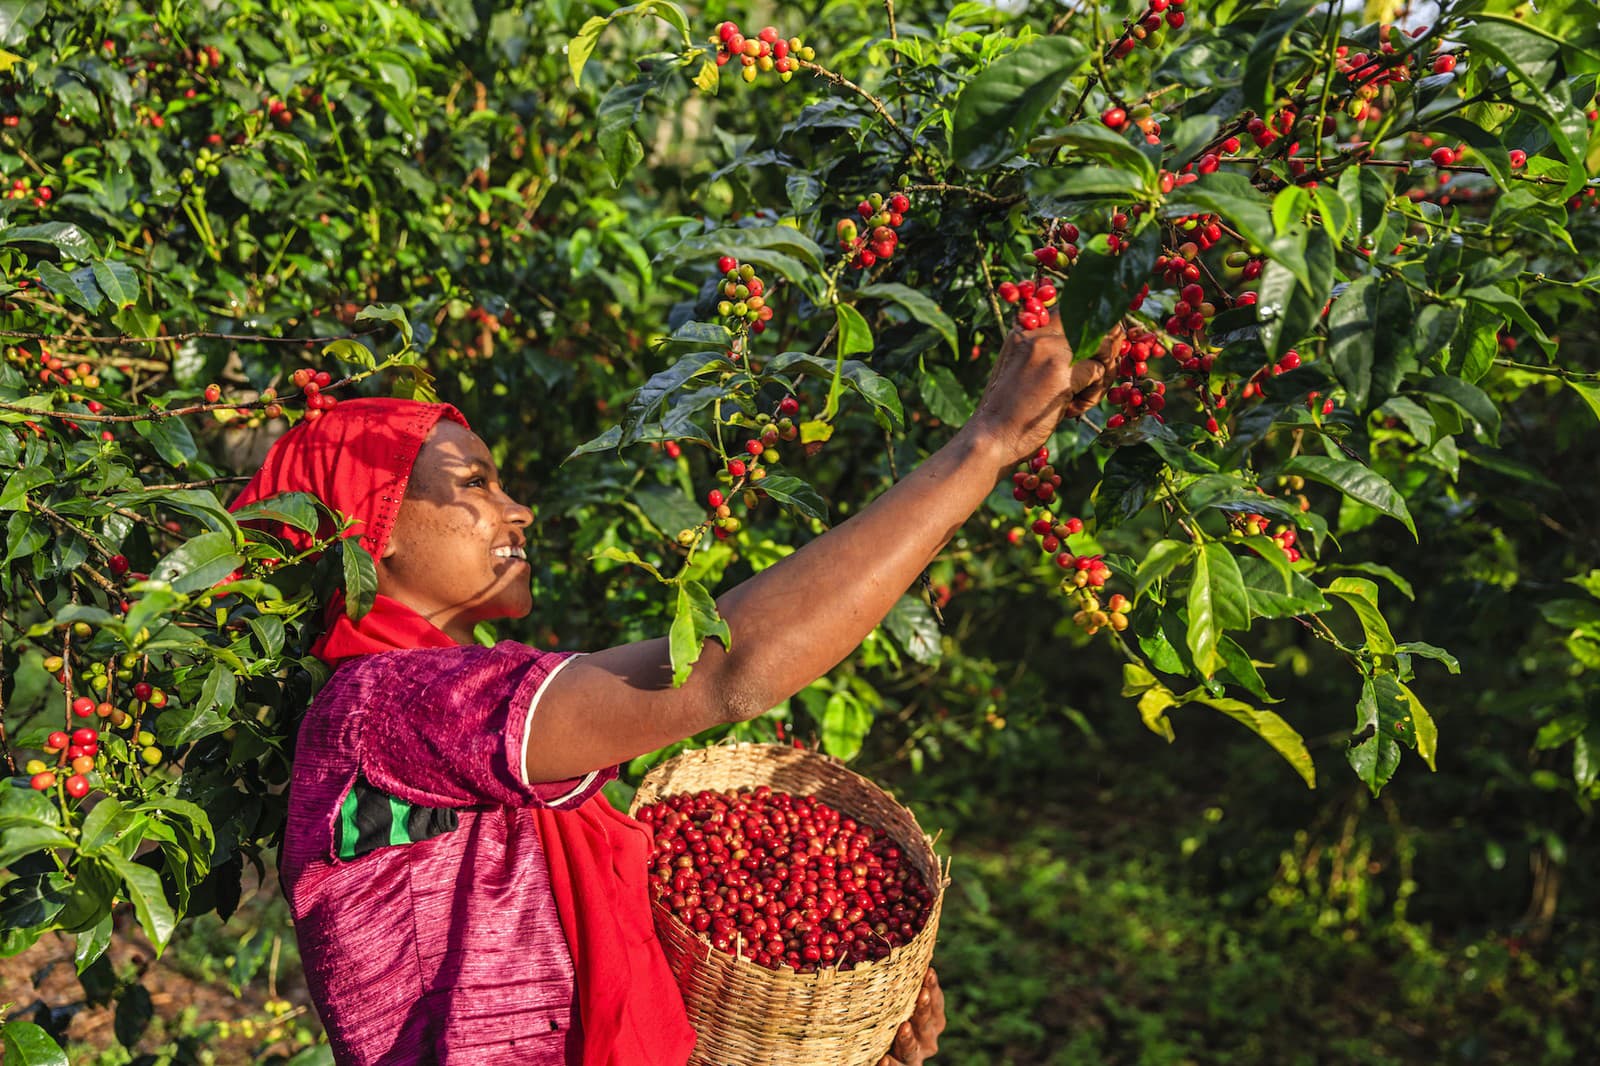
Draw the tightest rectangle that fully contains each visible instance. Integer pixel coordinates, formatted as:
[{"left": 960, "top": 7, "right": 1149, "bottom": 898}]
[{"left": 230, "top": 309, "right": 1113, "bottom": 1065}]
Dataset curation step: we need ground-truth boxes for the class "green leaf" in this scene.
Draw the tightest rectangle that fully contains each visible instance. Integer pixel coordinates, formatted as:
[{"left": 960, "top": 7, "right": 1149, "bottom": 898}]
[
  {"left": 232, "top": 492, "right": 323, "bottom": 536},
  {"left": 1419, "top": 376, "right": 1501, "bottom": 446},
  {"left": 74, "top": 915, "right": 113, "bottom": 974},
  {"left": 1461, "top": 284, "right": 1554, "bottom": 355},
  {"left": 37, "top": 261, "right": 102, "bottom": 312},
  {"left": 1217, "top": 636, "right": 1277, "bottom": 704},
  {"left": 1056, "top": 227, "right": 1162, "bottom": 360},
  {"left": 569, "top": 1, "right": 692, "bottom": 85},
  {"left": 757, "top": 475, "right": 828, "bottom": 523},
  {"left": 883, "top": 595, "right": 942, "bottom": 666},
  {"left": 1396, "top": 641, "right": 1460, "bottom": 674},
  {"left": 89, "top": 260, "right": 140, "bottom": 308},
  {"left": 767, "top": 351, "right": 903, "bottom": 428},
  {"left": 918, "top": 364, "right": 975, "bottom": 427},
  {"left": 1, "top": 1021, "right": 68, "bottom": 1066},
  {"left": 354, "top": 303, "right": 413, "bottom": 346},
  {"left": 1243, "top": 0, "right": 1320, "bottom": 111},
  {"left": 1134, "top": 539, "right": 1195, "bottom": 602},
  {"left": 1163, "top": 172, "right": 1275, "bottom": 259},
  {"left": 102, "top": 853, "right": 176, "bottom": 955},
  {"left": 1237, "top": 555, "right": 1327, "bottom": 619},
  {"left": 77, "top": 797, "right": 130, "bottom": 854},
  {"left": 1326, "top": 577, "right": 1396, "bottom": 656},
  {"left": 1040, "top": 121, "right": 1159, "bottom": 184},
  {"left": 0, "top": 825, "right": 75, "bottom": 868},
  {"left": 856, "top": 283, "right": 959, "bottom": 362},
  {"left": 132, "top": 416, "right": 198, "bottom": 468},
  {"left": 1181, "top": 689, "right": 1314, "bottom": 787},
  {"left": 1026, "top": 165, "right": 1150, "bottom": 209},
  {"left": 341, "top": 540, "right": 377, "bottom": 620},
  {"left": 1330, "top": 562, "right": 1414, "bottom": 601},
  {"left": 1348, "top": 673, "right": 1437, "bottom": 795},
  {"left": 1186, "top": 542, "right": 1250, "bottom": 677},
  {"left": 1282, "top": 455, "right": 1416, "bottom": 539},
  {"left": 668, "top": 579, "right": 731, "bottom": 687},
  {"left": 950, "top": 36, "right": 1090, "bottom": 170},
  {"left": 622, "top": 351, "right": 728, "bottom": 446},
  {"left": 1563, "top": 380, "right": 1600, "bottom": 427},
  {"left": 149, "top": 531, "right": 244, "bottom": 594},
  {"left": 824, "top": 304, "right": 874, "bottom": 419},
  {"left": 819, "top": 689, "right": 872, "bottom": 761},
  {"left": 0, "top": 221, "right": 95, "bottom": 258},
  {"left": 1122, "top": 663, "right": 1177, "bottom": 742},
  {"left": 324, "top": 339, "right": 376, "bottom": 370}
]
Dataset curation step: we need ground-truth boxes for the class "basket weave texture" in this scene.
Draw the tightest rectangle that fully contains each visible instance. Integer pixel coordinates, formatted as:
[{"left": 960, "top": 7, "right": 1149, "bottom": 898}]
[{"left": 629, "top": 743, "right": 947, "bottom": 1066}]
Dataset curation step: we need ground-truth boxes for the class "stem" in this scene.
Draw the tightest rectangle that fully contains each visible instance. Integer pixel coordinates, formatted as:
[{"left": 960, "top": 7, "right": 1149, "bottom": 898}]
[
  {"left": 899, "top": 182, "right": 1019, "bottom": 206},
  {"left": 0, "top": 327, "right": 381, "bottom": 345},
  {"left": 977, "top": 257, "right": 1006, "bottom": 333},
  {"left": 1494, "top": 359, "right": 1600, "bottom": 382},
  {"left": 795, "top": 60, "right": 919, "bottom": 158}
]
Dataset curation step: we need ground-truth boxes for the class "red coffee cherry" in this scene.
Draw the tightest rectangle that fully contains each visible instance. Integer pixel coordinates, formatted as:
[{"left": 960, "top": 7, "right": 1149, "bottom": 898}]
[
  {"left": 46, "top": 731, "right": 69, "bottom": 751},
  {"left": 65, "top": 774, "right": 90, "bottom": 798},
  {"left": 133, "top": 681, "right": 153, "bottom": 701},
  {"left": 108, "top": 554, "right": 130, "bottom": 576},
  {"left": 72, "top": 697, "right": 96, "bottom": 718},
  {"left": 72, "top": 727, "right": 98, "bottom": 746},
  {"left": 1431, "top": 146, "right": 1456, "bottom": 166},
  {"left": 1432, "top": 54, "right": 1457, "bottom": 74},
  {"left": 30, "top": 772, "right": 56, "bottom": 791},
  {"left": 203, "top": 383, "right": 221, "bottom": 403}
]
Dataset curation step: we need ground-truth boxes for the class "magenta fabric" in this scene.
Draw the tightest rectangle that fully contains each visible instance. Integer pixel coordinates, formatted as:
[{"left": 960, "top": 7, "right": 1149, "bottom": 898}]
[{"left": 282, "top": 641, "right": 612, "bottom": 1065}]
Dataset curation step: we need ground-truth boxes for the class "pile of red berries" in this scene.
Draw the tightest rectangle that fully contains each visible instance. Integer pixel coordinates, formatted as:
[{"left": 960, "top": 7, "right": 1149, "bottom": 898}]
[
  {"left": 714, "top": 256, "right": 775, "bottom": 334},
  {"left": 637, "top": 784, "right": 934, "bottom": 973},
  {"left": 29, "top": 726, "right": 101, "bottom": 797},
  {"left": 711, "top": 22, "right": 812, "bottom": 84},
  {"left": 835, "top": 191, "right": 910, "bottom": 270},
  {"left": 1230, "top": 513, "right": 1304, "bottom": 563}
]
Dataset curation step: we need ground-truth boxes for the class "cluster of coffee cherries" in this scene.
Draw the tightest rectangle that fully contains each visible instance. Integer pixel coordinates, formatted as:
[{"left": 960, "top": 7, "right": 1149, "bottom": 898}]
[
  {"left": 1100, "top": 103, "right": 1164, "bottom": 146},
  {"left": 996, "top": 278, "right": 1059, "bottom": 332},
  {"left": 714, "top": 256, "right": 775, "bottom": 335},
  {"left": 1229, "top": 512, "right": 1304, "bottom": 563},
  {"left": 1238, "top": 348, "right": 1307, "bottom": 402},
  {"left": 1025, "top": 515, "right": 1115, "bottom": 588},
  {"left": 835, "top": 191, "right": 910, "bottom": 270},
  {"left": 1104, "top": 326, "right": 1169, "bottom": 430},
  {"left": 637, "top": 784, "right": 934, "bottom": 972},
  {"left": 1108, "top": 0, "right": 1189, "bottom": 60},
  {"left": 5, "top": 176, "right": 53, "bottom": 207},
  {"left": 27, "top": 726, "right": 102, "bottom": 797},
  {"left": 289, "top": 367, "right": 337, "bottom": 418},
  {"left": 1008, "top": 447, "right": 1062, "bottom": 504},
  {"left": 1072, "top": 591, "right": 1131, "bottom": 636},
  {"left": 682, "top": 396, "right": 802, "bottom": 545},
  {"left": 711, "top": 22, "right": 812, "bottom": 84}
]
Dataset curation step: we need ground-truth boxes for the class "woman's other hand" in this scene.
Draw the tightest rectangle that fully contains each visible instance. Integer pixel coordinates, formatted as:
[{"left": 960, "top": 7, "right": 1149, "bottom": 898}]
[{"left": 878, "top": 968, "right": 945, "bottom": 1065}]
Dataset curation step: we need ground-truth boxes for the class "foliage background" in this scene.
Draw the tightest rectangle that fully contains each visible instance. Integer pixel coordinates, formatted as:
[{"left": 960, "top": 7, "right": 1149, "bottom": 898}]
[{"left": 1, "top": 0, "right": 1598, "bottom": 1062}]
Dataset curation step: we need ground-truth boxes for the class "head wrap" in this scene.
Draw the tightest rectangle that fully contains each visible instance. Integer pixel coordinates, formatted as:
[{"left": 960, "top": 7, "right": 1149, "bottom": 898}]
[
  {"left": 228, "top": 397, "right": 466, "bottom": 663},
  {"left": 228, "top": 396, "right": 696, "bottom": 1066}
]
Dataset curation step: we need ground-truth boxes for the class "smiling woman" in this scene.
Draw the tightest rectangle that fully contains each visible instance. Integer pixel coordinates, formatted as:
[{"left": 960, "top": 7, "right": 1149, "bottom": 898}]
[{"left": 225, "top": 308, "right": 1108, "bottom": 1065}]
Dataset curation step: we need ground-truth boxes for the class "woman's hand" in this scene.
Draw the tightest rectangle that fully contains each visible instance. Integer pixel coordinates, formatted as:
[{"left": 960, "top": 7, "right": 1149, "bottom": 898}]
[
  {"left": 969, "top": 310, "right": 1123, "bottom": 468},
  {"left": 878, "top": 968, "right": 946, "bottom": 1065}
]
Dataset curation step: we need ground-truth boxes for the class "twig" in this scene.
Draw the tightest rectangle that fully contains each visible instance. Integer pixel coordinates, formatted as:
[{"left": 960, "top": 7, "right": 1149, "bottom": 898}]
[
  {"left": 795, "top": 60, "right": 920, "bottom": 158},
  {"left": 1494, "top": 358, "right": 1599, "bottom": 382},
  {"left": 900, "top": 182, "right": 1020, "bottom": 206},
  {"left": 0, "top": 327, "right": 383, "bottom": 345}
]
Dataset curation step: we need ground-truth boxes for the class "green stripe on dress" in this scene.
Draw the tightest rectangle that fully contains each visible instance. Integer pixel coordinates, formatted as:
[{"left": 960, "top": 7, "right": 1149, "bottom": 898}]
[
  {"left": 337, "top": 786, "right": 361, "bottom": 861},
  {"left": 387, "top": 796, "right": 413, "bottom": 846}
]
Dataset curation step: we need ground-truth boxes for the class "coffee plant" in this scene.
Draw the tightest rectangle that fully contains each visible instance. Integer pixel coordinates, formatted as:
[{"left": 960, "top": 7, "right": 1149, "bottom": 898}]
[{"left": 1, "top": 0, "right": 1597, "bottom": 1058}]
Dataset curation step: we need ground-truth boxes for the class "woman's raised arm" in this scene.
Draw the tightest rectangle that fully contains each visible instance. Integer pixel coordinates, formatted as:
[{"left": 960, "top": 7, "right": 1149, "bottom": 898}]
[{"left": 526, "top": 310, "right": 1115, "bottom": 783}]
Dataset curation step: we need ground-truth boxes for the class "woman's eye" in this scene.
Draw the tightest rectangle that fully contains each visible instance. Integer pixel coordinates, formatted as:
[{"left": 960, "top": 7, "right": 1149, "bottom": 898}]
[{"left": 465, "top": 477, "right": 486, "bottom": 488}]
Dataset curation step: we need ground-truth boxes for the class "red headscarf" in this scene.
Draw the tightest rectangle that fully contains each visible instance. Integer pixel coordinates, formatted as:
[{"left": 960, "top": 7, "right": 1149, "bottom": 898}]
[{"left": 230, "top": 397, "right": 695, "bottom": 1066}]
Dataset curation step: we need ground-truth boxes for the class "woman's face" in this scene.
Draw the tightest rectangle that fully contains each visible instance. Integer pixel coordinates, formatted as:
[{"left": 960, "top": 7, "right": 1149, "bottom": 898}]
[{"left": 376, "top": 420, "right": 534, "bottom": 642}]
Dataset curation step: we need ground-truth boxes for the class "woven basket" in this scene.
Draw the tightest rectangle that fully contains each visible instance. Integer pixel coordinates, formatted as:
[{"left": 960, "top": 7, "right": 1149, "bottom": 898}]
[{"left": 630, "top": 743, "right": 948, "bottom": 1066}]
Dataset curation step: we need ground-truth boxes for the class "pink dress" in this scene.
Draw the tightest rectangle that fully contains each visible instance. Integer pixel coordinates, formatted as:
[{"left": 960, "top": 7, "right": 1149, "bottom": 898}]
[{"left": 280, "top": 642, "right": 613, "bottom": 1065}]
